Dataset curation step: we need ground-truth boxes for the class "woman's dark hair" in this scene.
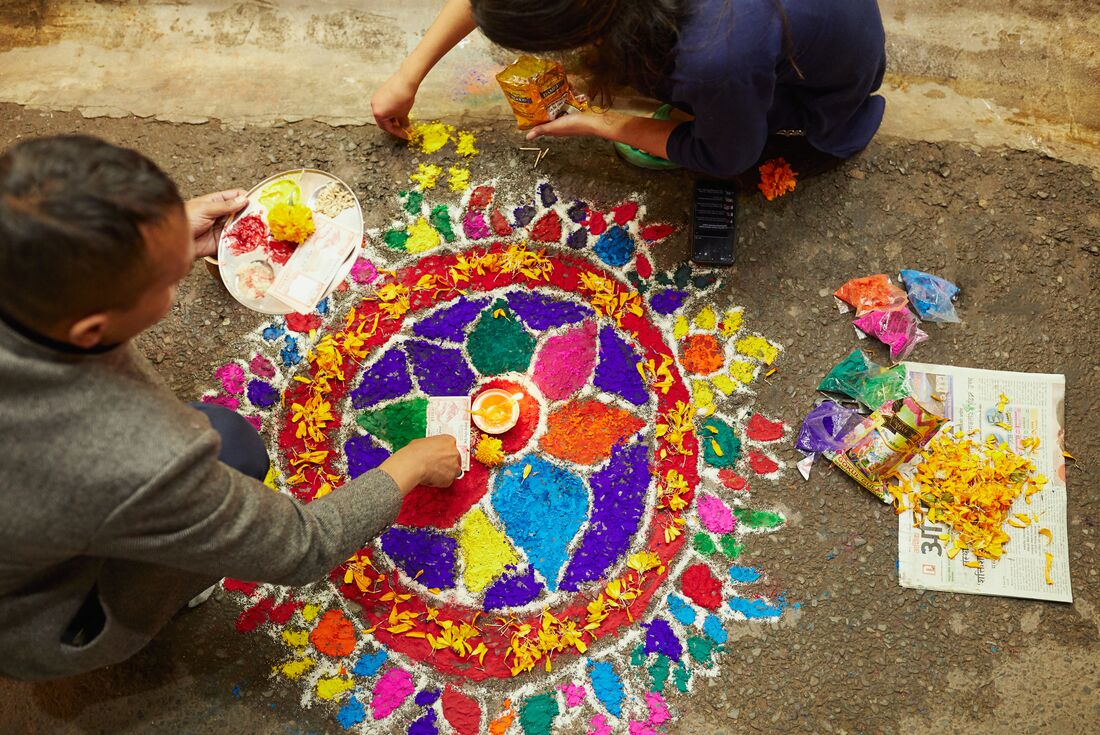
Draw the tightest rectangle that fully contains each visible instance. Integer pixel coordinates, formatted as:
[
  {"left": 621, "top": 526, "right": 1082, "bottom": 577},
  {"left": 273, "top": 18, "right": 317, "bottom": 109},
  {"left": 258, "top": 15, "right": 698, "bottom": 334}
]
[
  {"left": 471, "top": 0, "right": 802, "bottom": 105},
  {"left": 0, "top": 135, "right": 182, "bottom": 327}
]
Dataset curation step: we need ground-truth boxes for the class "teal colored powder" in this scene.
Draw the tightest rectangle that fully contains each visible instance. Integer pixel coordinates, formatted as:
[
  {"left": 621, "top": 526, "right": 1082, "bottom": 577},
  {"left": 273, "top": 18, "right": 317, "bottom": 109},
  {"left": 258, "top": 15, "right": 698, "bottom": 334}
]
[
  {"left": 401, "top": 190, "right": 424, "bottom": 216},
  {"left": 519, "top": 693, "right": 559, "bottom": 735},
  {"left": 720, "top": 534, "right": 744, "bottom": 559},
  {"left": 467, "top": 300, "right": 536, "bottom": 376},
  {"left": 687, "top": 636, "right": 715, "bottom": 666},
  {"left": 648, "top": 654, "right": 670, "bottom": 693},
  {"left": 383, "top": 228, "right": 409, "bottom": 251},
  {"left": 733, "top": 508, "right": 784, "bottom": 529},
  {"left": 429, "top": 204, "right": 457, "bottom": 243},
  {"left": 693, "top": 532, "right": 717, "bottom": 556},
  {"left": 673, "top": 661, "right": 691, "bottom": 693},
  {"left": 356, "top": 398, "right": 427, "bottom": 451},
  {"left": 587, "top": 660, "right": 625, "bottom": 718},
  {"left": 630, "top": 644, "right": 647, "bottom": 667},
  {"left": 702, "top": 418, "right": 741, "bottom": 468}
]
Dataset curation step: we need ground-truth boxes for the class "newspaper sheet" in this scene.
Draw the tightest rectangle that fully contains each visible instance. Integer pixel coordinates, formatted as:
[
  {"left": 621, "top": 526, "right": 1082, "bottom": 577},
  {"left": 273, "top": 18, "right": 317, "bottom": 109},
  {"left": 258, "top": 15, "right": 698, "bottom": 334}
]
[{"left": 897, "top": 362, "right": 1072, "bottom": 602}]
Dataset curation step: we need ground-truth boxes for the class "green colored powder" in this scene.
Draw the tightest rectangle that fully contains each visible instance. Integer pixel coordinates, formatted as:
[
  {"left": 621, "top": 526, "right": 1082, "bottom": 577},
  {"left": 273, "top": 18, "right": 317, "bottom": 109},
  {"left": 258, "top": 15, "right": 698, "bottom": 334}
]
[
  {"left": 702, "top": 418, "right": 741, "bottom": 468},
  {"left": 693, "top": 532, "right": 717, "bottom": 556},
  {"left": 674, "top": 661, "right": 691, "bottom": 693},
  {"left": 383, "top": 228, "right": 409, "bottom": 251},
  {"left": 648, "top": 654, "right": 670, "bottom": 693},
  {"left": 631, "top": 643, "right": 647, "bottom": 667},
  {"left": 687, "top": 636, "right": 715, "bottom": 666},
  {"left": 356, "top": 398, "right": 427, "bottom": 451},
  {"left": 400, "top": 189, "right": 424, "bottom": 216},
  {"left": 519, "top": 693, "right": 559, "bottom": 735},
  {"left": 467, "top": 300, "right": 536, "bottom": 376},
  {"left": 719, "top": 534, "right": 745, "bottom": 559},
  {"left": 429, "top": 204, "right": 457, "bottom": 243},
  {"left": 733, "top": 508, "right": 784, "bottom": 529}
]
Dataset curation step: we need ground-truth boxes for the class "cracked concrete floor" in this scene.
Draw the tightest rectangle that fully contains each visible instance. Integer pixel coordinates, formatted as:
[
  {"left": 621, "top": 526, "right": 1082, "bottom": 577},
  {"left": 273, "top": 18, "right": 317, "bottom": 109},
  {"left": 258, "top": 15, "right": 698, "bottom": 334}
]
[{"left": 0, "top": 105, "right": 1097, "bottom": 734}]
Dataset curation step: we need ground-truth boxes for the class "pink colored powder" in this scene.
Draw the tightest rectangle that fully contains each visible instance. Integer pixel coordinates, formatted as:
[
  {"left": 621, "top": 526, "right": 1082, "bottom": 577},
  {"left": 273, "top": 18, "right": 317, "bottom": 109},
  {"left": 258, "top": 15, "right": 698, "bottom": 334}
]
[
  {"left": 351, "top": 257, "right": 378, "bottom": 285},
  {"left": 371, "top": 668, "right": 414, "bottom": 720},
  {"left": 532, "top": 322, "right": 597, "bottom": 400},
  {"left": 244, "top": 415, "right": 262, "bottom": 431},
  {"left": 216, "top": 363, "right": 246, "bottom": 395},
  {"left": 463, "top": 211, "right": 492, "bottom": 240},
  {"left": 629, "top": 723, "right": 657, "bottom": 735},
  {"left": 250, "top": 354, "right": 276, "bottom": 378},
  {"left": 201, "top": 394, "right": 240, "bottom": 411},
  {"left": 645, "top": 692, "right": 670, "bottom": 725},
  {"left": 588, "top": 714, "right": 613, "bottom": 735},
  {"left": 560, "top": 682, "right": 587, "bottom": 708},
  {"left": 698, "top": 493, "right": 736, "bottom": 534}
]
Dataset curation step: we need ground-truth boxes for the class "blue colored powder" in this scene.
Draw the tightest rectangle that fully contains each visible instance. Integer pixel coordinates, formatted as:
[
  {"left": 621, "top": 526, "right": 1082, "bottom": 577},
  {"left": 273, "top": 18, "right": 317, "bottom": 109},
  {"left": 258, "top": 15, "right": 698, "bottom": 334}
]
[
  {"left": 413, "top": 297, "right": 490, "bottom": 342},
  {"left": 650, "top": 289, "right": 688, "bottom": 315},
  {"left": 483, "top": 566, "right": 544, "bottom": 610},
  {"left": 381, "top": 527, "right": 458, "bottom": 589},
  {"left": 728, "top": 566, "right": 762, "bottom": 583},
  {"left": 491, "top": 456, "right": 586, "bottom": 592},
  {"left": 415, "top": 689, "right": 441, "bottom": 707},
  {"left": 587, "top": 660, "right": 625, "bottom": 718},
  {"left": 405, "top": 340, "right": 477, "bottom": 396},
  {"left": 408, "top": 709, "right": 438, "bottom": 735},
  {"left": 506, "top": 290, "right": 592, "bottom": 330},
  {"left": 703, "top": 614, "right": 728, "bottom": 645},
  {"left": 350, "top": 347, "right": 412, "bottom": 410},
  {"left": 728, "top": 596, "right": 784, "bottom": 619},
  {"left": 279, "top": 336, "right": 301, "bottom": 366},
  {"left": 344, "top": 435, "right": 391, "bottom": 479},
  {"left": 262, "top": 323, "right": 286, "bottom": 341},
  {"left": 246, "top": 379, "right": 278, "bottom": 408},
  {"left": 667, "top": 594, "right": 697, "bottom": 626},
  {"left": 593, "top": 225, "right": 635, "bottom": 267},
  {"left": 352, "top": 649, "right": 388, "bottom": 677},
  {"left": 316, "top": 297, "right": 329, "bottom": 315},
  {"left": 336, "top": 695, "right": 366, "bottom": 729}
]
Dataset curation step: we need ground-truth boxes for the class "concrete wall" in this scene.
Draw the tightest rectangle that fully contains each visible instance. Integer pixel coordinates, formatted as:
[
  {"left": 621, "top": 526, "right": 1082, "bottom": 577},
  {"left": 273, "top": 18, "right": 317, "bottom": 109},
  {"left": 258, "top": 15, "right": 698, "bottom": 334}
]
[{"left": 0, "top": 0, "right": 1096, "bottom": 167}]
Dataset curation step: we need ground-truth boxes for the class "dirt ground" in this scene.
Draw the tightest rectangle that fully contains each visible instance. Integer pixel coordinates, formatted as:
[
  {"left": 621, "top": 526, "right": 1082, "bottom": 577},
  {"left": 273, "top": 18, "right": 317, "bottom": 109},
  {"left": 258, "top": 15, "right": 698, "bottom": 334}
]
[{"left": 0, "top": 103, "right": 1098, "bottom": 734}]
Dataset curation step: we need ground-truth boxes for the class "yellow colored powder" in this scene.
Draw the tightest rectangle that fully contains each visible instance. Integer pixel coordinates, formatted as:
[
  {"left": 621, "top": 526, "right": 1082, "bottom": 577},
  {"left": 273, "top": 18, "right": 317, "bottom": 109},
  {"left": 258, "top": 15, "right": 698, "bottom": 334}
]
[
  {"left": 456, "top": 131, "right": 479, "bottom": 157},
  {"left": 409, "top": 121, "right": 454, "bottom": 154},
  {"left": 410, "top": 163, "right": 443, "bottom": 190},
  {"left": 301, "top": 603, "right": 322, "bottom": 623},
  {"left": 735, "top": 335, "right": 780, "bottom": 364},
  {"left": 719, "top": 309, "right": 744, "bottom": 337},
  {"left": 406, "top": 217, "right": 442, "bottom": 254},
  {"left": 282, "top": 629, "right": 309, "bottom": 648},
  {"left": 263, "top": 465, "right": 280, "bottom": 491},
  {"left": 692, "top": 380, "right": 715, "bottom": 412},
  {"left": 711, "top": 374, "right": 738, "bottom": 396},
  {"left": 448, "top": 165, "right": 471, "bottom": 192},
  {"left": 277, "top": 657, "right": 315, "bottom": 679},
  {"left": 728, "top": 360, "right": 758, "bottom": 385},
  {"left": 458, "top": 508, "right": 518, "bottom": 593},
  {"left": 673, "top": 315, "right": 689, "bottom": 340},
  {"left": 694, "top": 307, "right": 717, "bottom": 330},
  {"left": 315, "top": 676, "right": 355, "bottom": 700}
]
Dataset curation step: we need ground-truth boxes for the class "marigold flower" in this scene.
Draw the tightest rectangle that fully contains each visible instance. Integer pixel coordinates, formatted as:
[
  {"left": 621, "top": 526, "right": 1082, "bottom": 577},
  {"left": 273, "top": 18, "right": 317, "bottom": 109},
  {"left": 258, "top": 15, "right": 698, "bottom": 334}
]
[
  {"left": 758, "top": 157, "right": 798, "bottom": 201},
  {"left": 267, "top": 202, "right": 316, "bottom": 244}
]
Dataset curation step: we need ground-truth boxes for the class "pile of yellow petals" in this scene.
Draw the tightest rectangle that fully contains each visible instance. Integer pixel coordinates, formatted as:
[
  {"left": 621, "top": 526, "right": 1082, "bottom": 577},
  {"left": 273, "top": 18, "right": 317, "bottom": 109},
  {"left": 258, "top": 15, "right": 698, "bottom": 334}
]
[
  {"left": 368, "top": 282, "right": 412, "bottom": 321},
  {"left": 637, "top": 354, "right": 675, "bottom": 394},
  {"left": 655, "top": 469, "right": 690, "bottom": 542},
  {"left": 895, "top": 430, "right": 1049, "bottom": 562},
  {"left": 498, "top": 244, "right": 554, "bottom": 282},
  {"left": 578, "top": 271, "right": 643, "bottom": 327},
  {"left": 655, "top": 400, "right": 696, "bottom": 457},
  {"left": 267, "top": 201, "right": 316, "bottom": 244}
]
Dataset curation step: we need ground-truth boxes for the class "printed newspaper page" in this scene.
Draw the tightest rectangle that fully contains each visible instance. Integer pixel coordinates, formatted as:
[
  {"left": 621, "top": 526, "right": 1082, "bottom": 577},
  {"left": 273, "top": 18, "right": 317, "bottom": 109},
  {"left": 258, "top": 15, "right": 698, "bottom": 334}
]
[{"left": 897, "top": 362, "right": 1072, "bottom": 602}]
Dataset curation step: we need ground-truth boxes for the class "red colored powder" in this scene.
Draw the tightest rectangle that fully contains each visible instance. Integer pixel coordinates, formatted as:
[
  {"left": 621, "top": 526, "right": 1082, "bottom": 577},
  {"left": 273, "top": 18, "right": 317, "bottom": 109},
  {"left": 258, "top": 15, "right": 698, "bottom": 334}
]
[
  {"left": 397, "top": 462, "right": 490, "bottom": 528},
  {"left": 746, "top": 413, "right": 785, "bottom": 442},
  {"left": 681, "top": 563, "right": 723, "bottom": 610},
  {"left": 585, "top": 210, "right": 607, "bottom": 236},
  {"left": 640, "top": 223, "right": 675, "bottom": 242},
  {"left": 442, "top": 685, "right": 482, "bottom": 735},
  {"left": 236, "top": 597, "right": 273, "bottom": 633},
  {"left": 223, "top": 578, "right": 259, "bottom": 597},
  {"left": 468, "top": 186, "right": 494, "bottom": 209},
  {"left": 718, "top": 469, "right": 749, "bottom": 491},
  {"left": 265, "top": 239, "right": 297, "bottom": 265},
  {"left": 286, "top": 312, "right": 323, "bottom": 333},
  {"left": 539, "top": 400, "right": 646, "bottom": 465},
  {"left": 747, "top": 451, "right": 779, "bottom": 475},
  {"left": 681, "top": 334, "right": 725, "bottom": 375},
  {"left": 226, "top": 214, "right": 268, "bottom": 255},
  {"left": 309, "top": 609, "right": 357, "bottom": 657},
  {"left": 268, "top": 598, "right": 303, "bottom": 625},
  {"left": 490, "top": 210, "right": 513, "bottom": 236},
  {"left": 611, "top": 201, "right": 639, "bottom": 225},
  {"left": 530, "top": 211, "right": 562, "bottom": 243},
  {"left": 635, "top": 254, "right": 654, "bottom": 280}
]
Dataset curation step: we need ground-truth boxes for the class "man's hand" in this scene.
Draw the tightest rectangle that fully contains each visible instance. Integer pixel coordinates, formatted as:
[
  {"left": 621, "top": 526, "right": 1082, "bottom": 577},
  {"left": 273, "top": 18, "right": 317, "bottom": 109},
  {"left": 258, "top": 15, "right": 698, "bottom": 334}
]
[
  {"left": 371, "top": 74, "right": 418, "bottom": 140},
  {"left": 379, "top": 435, "right": 462, "bottom": 494},
  {"left": 186, "top": 189, "right": 249, "bottom": 259}
]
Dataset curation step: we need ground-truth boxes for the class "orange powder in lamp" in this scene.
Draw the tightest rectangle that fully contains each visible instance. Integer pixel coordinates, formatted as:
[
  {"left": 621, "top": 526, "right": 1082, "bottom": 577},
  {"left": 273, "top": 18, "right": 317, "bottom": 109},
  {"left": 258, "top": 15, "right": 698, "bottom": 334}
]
[{"left": 472, "top": 389, "right": 521, "bottom": 434}]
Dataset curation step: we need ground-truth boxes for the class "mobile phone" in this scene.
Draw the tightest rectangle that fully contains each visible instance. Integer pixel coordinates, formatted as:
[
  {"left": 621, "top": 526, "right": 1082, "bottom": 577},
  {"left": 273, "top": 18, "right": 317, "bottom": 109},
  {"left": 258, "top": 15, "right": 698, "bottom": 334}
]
[{"left": 690, "top": 180, "right": 737, "bottom": 266}]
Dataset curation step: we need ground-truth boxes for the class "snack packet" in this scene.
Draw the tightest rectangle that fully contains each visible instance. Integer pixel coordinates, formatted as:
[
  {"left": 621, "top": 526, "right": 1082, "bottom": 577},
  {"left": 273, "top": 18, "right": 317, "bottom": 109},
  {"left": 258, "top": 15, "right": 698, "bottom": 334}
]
[
  {"left": 824, "top": 396, "right": 947, "bottom": 502},
  {"left": 834, "top": 274, "right": 908, "bottom": 316},
  {"left": 496, "top": 55, "right": 586, "bottom": 130},
  {"left": 853, "top": 309, "right": 928, "bottom": 363},
  {"left": 899, "top": 269, "right": 961, "bottom": 323},
  {"left": 818, "top": 349, "right": 910, "bottom": 410}
]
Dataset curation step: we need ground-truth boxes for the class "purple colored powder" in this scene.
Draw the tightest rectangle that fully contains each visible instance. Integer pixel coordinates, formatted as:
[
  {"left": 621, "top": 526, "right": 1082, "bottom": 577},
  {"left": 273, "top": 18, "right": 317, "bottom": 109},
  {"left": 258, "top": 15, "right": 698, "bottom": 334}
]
[
  {"left": 649, "top": 289, "right": 688, "bottom": 315},
  {"left": 483, "top": 567, "right": 544, "bottom": 609},
  {"left": 644, "top": 618, "right": 683, "bottom": 662},
  {"left": 506, "top": 290, "right": 592, "bottom": 330},
  {"left": 538, "top": 182, "right": 558, "bottom": 207},
  {"left": 350, "top": 347, "right": 412, "bottom": 410},
  {"left": 594, "top": 326, "right": 649, "bottom": 405},
  {"left": 413, "top": 297, "right": 490, "bottom": 342},
  {"left": 513, "top": 204, "right": 537, "bottom": 228},
  {"left": 405, "top": 340, "right": 476, "bottom": 396},
  {"left": 246, "top": 379, "right": 279, "bottom": 408},
  {"left": 414, "top": 689, "right": 441, "bottom": 707},
  {"left": 559, "top": 442, "right": 651, "bottom": 591},
  {"left": 567, "top": 200, "right": 589, "bottom": 223},
  {"left": 566, "top": 228, "right": 589, "bottom": 249},
  {"left": 380, "top": 527, "right": 457, "bottom": 590},
  {"left": 408, "top": 709, "right": 438, "bottom": 735},
  {"left": 345, "top": 434, "right": 391, "bottom": 478}
]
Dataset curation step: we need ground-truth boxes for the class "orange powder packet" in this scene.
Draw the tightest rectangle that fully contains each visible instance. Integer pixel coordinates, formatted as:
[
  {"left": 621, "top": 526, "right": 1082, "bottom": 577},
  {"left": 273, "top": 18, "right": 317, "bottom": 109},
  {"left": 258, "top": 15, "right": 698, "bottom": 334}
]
[{"left": 496, "top": 55, "right": 586, "bottom": 130}]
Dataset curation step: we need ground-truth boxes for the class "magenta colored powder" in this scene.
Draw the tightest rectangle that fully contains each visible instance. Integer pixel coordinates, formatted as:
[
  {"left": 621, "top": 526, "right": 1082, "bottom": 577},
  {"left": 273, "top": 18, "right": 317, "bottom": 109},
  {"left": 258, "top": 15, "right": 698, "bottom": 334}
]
[
  {"left": 462, "top": 211, "right": 492, "bottom": 240},
  {"left": 645, "top": 691, "right": 671, "bottom": 725},
  {"left": 532, "top": 322, "right": 597, "bottom": 400},
  {"left": 201, "top": 394, "right": 240, "bottom": 411},
  {"left": 560, "top": 682, "right": 587, "bottom": 708},
  {"left": 697, "top": 493, "right": 736, "bottom": 534},
  {"left": 588, "top": 714, "right": 613, "bottom": 735},
  {"left": 371, "top": 668, "right": 415, "bottom": 720},
  {"left": 216, "top": 363, "right": 246, "bottom": 395},
  {"left": 244, "top": 415, "right": 262, "bottom": 431},
  {"left": 249, "top": 354, "right": 275, "bottom": 378},
  {"left": 351, "top": 257, "right": 378, "bottom": 285}
]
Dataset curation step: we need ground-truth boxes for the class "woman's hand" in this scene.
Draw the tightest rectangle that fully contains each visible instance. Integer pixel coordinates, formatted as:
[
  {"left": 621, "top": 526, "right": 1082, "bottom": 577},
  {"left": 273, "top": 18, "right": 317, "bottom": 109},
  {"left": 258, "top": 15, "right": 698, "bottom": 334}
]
[
  {"left": 526, "top": 111, "right": 678, "bottom": 162},
  {"left": 371, "top": 73, "right": 419, "bottom": 140},
  {"left": 525, "top": 111, "right": 603, "bottom": 141},
  {"left": 186, "top": 189, "right": 248, "bottom": 259},
  {"left": 379, "top": 435, "right": 463, "bottom": 493}
]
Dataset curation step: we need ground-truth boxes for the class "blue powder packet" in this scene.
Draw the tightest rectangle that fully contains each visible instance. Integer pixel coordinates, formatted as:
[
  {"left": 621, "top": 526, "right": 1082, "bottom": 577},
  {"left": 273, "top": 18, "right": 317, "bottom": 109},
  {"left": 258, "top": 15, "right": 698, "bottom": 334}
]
[{"left": 899, "top": 269, "right": 961, "bottom": 323}]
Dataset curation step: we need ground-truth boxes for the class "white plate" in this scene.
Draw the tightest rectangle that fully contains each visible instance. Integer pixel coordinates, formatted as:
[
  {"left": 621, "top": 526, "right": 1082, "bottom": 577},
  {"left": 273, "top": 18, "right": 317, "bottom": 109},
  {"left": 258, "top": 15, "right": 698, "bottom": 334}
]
[{"left": 216, "top": 169, "right": 364, "bottom": 315}]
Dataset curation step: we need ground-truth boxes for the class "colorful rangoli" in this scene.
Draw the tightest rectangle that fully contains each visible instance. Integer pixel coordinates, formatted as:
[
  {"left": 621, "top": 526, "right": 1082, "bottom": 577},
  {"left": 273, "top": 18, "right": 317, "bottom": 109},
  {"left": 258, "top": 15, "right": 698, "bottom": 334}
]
[{"left": 207, "top": 173, "right": 793, "bottom": 735}]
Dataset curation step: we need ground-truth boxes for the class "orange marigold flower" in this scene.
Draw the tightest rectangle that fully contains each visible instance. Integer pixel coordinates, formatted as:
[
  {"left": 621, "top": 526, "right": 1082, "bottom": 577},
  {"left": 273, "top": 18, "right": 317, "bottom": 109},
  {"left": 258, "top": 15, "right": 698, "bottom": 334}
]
[{"left": 758, "top": 157, "right": 798, "bottom": 201}]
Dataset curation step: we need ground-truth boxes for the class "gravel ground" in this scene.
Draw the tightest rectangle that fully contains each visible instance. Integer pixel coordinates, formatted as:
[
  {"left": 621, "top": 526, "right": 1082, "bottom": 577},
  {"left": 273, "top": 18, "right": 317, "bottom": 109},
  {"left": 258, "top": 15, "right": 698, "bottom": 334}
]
[{"left": 0, "top": 104, "right": 1097, "bottom": 734}]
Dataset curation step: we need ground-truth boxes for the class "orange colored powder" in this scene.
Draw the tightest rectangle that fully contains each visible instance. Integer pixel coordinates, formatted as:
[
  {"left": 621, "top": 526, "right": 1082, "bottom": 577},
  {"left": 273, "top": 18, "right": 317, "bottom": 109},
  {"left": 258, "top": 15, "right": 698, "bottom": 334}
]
[
  {"left": 308, "top": 609, "right": 356, "bottom": 657},
  {"left": 681, "top": 334, "right": 725, "bottom": 375}
]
